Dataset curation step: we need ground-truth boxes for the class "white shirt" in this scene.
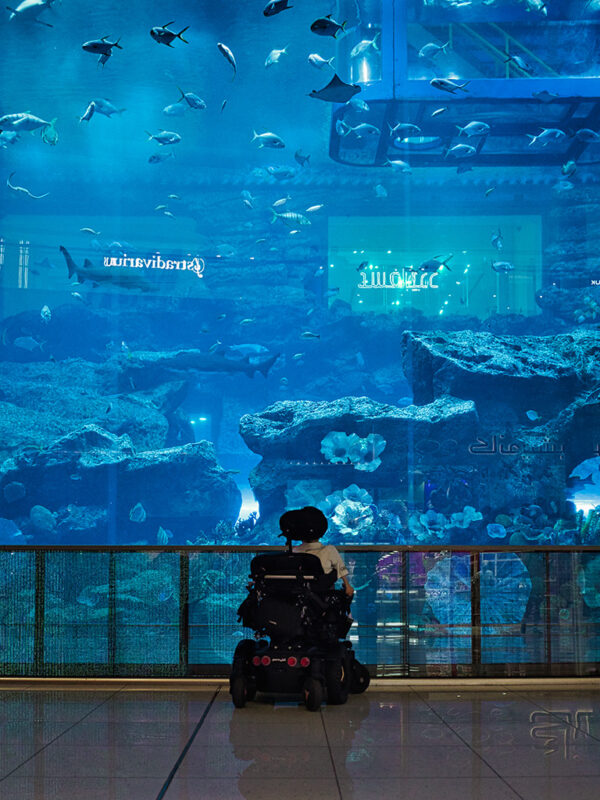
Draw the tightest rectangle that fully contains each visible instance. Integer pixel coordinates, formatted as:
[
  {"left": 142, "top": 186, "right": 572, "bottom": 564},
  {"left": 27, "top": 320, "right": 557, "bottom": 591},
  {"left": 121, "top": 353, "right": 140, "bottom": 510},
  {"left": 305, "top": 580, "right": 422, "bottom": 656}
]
[{"left": 292, "top": 541, "right": 349, "bottom": 579}]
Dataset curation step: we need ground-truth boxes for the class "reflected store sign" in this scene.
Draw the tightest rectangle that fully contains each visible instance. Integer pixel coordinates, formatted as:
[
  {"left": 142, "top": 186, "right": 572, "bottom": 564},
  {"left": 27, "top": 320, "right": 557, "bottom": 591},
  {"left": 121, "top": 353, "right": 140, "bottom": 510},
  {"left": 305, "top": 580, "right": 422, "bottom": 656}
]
[
  {"left": 357, "top": 269, "right": 439, "bottom": 290},
  {"left": 103, "top": 253, "right": 205, "bottom": 279}
]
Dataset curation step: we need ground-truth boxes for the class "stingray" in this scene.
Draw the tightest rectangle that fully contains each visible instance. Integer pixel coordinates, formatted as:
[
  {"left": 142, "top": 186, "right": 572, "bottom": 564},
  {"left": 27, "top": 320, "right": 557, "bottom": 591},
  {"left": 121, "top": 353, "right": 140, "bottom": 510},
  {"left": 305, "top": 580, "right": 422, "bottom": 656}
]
[{"left": 308, "top": 73, "right": 360, "bottom": 103}]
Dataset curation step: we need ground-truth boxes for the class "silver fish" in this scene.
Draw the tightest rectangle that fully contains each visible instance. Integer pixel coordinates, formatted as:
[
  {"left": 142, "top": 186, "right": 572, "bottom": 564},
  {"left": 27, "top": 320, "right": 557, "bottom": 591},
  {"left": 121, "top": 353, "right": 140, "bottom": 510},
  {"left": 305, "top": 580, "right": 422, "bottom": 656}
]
[
  {"left": 308, "top": 53, "right": 334, "bottom": 70},
  {"left": 252, "top": 130, "right": 285, "bottom": 148},
  {"left": 217, "top": 42, "right": 237, "bottom": 79},
  {"left": 178, "top": 88, "right": 206, "bottom": 109}
]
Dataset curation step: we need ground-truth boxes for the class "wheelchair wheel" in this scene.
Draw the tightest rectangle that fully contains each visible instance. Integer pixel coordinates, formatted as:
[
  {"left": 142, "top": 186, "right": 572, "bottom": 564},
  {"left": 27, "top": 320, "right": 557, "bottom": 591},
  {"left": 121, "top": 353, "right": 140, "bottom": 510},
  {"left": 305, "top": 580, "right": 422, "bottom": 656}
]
[
  {"left": 326, "top": 652, "right": 352, "bottom": 705},
  {"left": 232, "top": 638, "right": 256, "bottom": 667},
  {"left": 303, "top": 677, "right": 323, "bottom": 712},
  {"left": 350, "top": 660, "right": 371, "bottom": 694},
  {"left": 231, "top": 675, "right": 249, "bottom": 708}
]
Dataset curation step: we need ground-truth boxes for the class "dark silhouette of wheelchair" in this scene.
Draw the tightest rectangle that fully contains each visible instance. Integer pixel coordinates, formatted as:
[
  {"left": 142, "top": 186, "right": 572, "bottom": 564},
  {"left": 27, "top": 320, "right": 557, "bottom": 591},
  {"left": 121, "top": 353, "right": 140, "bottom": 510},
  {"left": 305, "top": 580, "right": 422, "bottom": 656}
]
[{"left": 229, "top": 535, "right": 370, "bottom": 711}]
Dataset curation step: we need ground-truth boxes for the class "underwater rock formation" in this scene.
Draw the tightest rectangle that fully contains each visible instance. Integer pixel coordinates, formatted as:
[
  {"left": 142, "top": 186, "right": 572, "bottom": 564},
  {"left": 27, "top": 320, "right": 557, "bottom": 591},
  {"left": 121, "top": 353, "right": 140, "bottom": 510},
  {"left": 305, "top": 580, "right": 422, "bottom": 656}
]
[
  {"left": 0, "top": 360, "right": 171, "bottom": 458},
  {"left": 402, "top": 329, "right": 600, "bottom": 421},
  {"left": 0, "top": 424, "right": 241, "bottom": 542},
  {"left": 240, "top": 395, "right": 478, "bottom": 527}
]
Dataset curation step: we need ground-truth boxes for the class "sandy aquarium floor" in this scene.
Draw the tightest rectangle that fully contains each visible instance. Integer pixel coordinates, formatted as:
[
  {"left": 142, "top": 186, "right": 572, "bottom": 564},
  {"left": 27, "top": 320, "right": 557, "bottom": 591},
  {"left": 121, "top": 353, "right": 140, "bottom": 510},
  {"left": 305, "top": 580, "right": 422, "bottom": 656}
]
[{"left": 0, "top": 680, "right": 599, "bottom": 799}]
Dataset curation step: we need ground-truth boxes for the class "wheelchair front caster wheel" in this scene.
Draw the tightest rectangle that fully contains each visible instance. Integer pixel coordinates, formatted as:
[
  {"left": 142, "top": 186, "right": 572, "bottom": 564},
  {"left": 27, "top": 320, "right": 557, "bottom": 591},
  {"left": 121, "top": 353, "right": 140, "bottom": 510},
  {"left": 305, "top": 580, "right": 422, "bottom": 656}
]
[
  {"left": 303, "top": 677, "right": 323, "bottom": 712},
  {"left": 231, "top": 676, "right": 249, "bottom": 708}
]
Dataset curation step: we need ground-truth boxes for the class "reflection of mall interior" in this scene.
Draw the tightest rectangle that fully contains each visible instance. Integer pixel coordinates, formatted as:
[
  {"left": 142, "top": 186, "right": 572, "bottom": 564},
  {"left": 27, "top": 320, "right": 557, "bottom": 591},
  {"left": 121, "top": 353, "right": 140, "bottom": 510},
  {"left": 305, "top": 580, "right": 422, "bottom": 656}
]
[{"left": 2, "top": 1, "right": 600, "bottom": 799}]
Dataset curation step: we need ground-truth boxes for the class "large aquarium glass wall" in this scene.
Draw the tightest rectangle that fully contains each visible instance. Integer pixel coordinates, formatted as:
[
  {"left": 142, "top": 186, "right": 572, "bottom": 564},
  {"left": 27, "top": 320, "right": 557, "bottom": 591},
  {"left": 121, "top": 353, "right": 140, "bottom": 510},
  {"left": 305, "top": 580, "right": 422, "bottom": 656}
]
[{"left": 1, "top": 0, "right": 600, "bottom": 558}]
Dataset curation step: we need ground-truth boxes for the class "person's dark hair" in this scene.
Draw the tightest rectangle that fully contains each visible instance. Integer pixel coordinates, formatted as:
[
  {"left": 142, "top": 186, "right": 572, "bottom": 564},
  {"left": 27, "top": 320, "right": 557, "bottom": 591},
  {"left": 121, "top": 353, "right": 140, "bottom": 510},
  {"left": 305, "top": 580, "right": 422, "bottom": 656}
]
[{"left": 279, "top": 506, "right": 328, "bottom": 542}]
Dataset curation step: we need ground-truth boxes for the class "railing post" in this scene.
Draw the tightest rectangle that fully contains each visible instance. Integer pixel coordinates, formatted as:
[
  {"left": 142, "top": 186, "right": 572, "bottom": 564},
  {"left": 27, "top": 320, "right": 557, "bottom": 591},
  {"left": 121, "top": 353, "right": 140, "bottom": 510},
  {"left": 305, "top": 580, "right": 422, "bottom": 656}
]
[
  {"left": 470, "top": 552, "right": 481, "bottom": 677},
  {"left": 179, "top": 552, "right": 190, "bottom": 677},
  {"left": 108, "top": 551, "right": 116, "bottom": 675},
  {"left": 545, "top": 552, "right": 552, "bottom": 672},
  {"left": 402, "top": 550, "right": 409, "bottom": 677},
  {"left": 33, "top": 550, "right": 45, "bottom": 676}
]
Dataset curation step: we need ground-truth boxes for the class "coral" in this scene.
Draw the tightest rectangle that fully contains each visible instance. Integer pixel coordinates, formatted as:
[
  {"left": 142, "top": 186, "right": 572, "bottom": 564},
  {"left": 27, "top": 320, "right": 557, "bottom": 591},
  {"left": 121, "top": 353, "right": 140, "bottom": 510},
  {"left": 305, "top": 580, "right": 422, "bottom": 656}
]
[
  {"left": 320, "top": 431, "right": 386, "bottom": 472},
  {"left": 320, "top": 431, "right": 362, "bottom": 464},
  {"left": 487, "top": 523, "right": 507, "bottom": 539},
  {"left": 448, "top": 505, "right": 483, "bottom": 529},
  {"left": 331, "top": 499, "right": 374, "bottom": 537},
  {"left": 408, "top": 509, "right": 448, "bottom": 543},
  {"left": 29, "top": 505, "right": 56, "bottom": 534},
  {"left": 352, "top": 433, "right": 387, "bottom": 472},
  {"left": 581, "top": 507, "right": 600, "bottom": 545}
]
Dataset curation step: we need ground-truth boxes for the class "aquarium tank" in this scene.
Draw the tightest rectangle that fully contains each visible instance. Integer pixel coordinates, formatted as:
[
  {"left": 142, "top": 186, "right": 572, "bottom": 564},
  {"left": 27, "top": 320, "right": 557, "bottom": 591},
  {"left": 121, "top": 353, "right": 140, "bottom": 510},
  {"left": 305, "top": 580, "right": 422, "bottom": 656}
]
[{"left": 1, "top": 0, "right": 599, "bottom": 554}]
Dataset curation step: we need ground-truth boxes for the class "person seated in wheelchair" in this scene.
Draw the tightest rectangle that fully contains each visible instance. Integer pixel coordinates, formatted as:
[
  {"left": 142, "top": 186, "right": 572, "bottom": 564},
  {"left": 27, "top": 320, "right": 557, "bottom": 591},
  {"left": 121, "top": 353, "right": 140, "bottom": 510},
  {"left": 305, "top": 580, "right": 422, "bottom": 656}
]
[{"left": 283, "top": 506, "right": 354, "bottom": 600}]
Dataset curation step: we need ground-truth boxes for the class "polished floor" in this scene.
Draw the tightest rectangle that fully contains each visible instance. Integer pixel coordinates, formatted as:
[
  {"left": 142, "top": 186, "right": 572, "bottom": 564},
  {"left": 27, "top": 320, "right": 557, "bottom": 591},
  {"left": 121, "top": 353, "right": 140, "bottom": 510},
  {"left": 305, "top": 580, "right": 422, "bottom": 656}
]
[{"left": 0, "top": 682, "right": 599, "bottom": 799}]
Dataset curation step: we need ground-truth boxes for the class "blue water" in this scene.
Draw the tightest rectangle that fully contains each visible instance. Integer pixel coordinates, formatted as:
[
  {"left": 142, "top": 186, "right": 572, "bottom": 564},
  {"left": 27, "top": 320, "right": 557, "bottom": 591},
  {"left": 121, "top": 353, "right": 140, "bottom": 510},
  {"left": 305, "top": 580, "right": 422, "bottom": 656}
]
[{"left": 1, "top": 0, "right": 600, "bottom": 616}]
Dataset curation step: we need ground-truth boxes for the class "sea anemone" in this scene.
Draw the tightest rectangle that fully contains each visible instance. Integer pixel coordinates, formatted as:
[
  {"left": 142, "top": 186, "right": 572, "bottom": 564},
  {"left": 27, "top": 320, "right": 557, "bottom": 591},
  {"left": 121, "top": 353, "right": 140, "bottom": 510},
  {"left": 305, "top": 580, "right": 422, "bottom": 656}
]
[
  {"left": 331, "top": 498, "right": 374, "bottom": 536},
  {"left": 351, "top": 433, "right": 387, "bottom": 472}
]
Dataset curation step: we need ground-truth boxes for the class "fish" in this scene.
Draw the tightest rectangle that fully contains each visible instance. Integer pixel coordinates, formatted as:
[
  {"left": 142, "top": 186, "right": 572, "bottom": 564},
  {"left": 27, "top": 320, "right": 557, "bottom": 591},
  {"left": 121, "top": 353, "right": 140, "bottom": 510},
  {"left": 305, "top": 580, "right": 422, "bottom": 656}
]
[
  {"left": 59, "top": 246, "right": 156, "bottom": 292},
  {"left": 82, "top": 35, "right": 122, "bottom": 65},
  {"left": 35, "top": 256, "right": 56, "bottom": 270},
  {"left": 147, "top": 130, "right": 181, "bottom": 145},
  {"left": 389, "top": 122, "right": 421, "bottom": 137},
  {"left": 309, "top": 73, "right": 360, "bottom": 103},
  {"left": 221, "top": 100, "right": 227, "bottom": 112},
  {"left": 271, "top": 209, "right": 311, "bottom": 226},
  {"left": 241, "top": 189, "right": 255, "bottom": 203},
  {"left": 310, "top": 14, "right": 346, "bottom": 38},
  {"left": 217, "top": 42, "right": 237, "bottom": 79},
  {"left": 154, "top": 204, "right": 167, "bottom": 211},
  {"left": 129, "top": 502, "right": 147, "bottom": 523},
  {"left": 272, "top": 195, "right": 291, "bottom": 207},
  {"left": 457, "top": 121, "right": 490, "bottom": 137},
  {"left": 337, "top": 121, "right": 379, "bottom": 138},
  {"left": 0, "top": 112, "right": 51, "bottom": 131},
  {"left": 92, "top": 98, "right": 126, "bottom": 117},
  {"left": 445, "top": 143, "right": 476, "bottom": 159},
  {"left": 346, "top": 97, "right": 370, "bottom": 114},
  {"left": 7, "top": 172, "right": 49, "bottom": 199},
  {"left": 150, "top": 22, "right": 189, "bottom": 47},
  {"left": 164, "top": 210, "right": 175, "bottom": 218},
  {"left": 79, "top": 101, "right": 96, "bottom": 122},
  {"left": 40, "top": 304, "right": 51, "bottom": 323},
  {"left": 350, "top": 33, "right": 380, "bottom": 58},
  {"left": 0, "top": 131, "right": 19, "bottom": 147},
  {"left": 252, "top": 130, "right": 285, "bottom": 148},
  {"left": 385, "top": 158, "right": 412, "bottom": 174},
  {"left": 491, "top": 228, "right": 503, "bottom": 251},
  {"left": 418, "top": 41, "right": 449, "bottom": 59},
  {"left": 149, "top": 151, "right": 175, "bottom": 163},
  {"left": 431, "top": 107, "right": 448, "bottom": 117},
  {"left": 301, "top": 331, "right": 320, "bottom": 339},
  {"left": 430, "top": 78, "right": 470, "bottom": 93},
  {"left": 305, "top": 204, "right": 324, "bottom": 213},
  {"left": 292, "top": 353, "right": 304, "bottom": 360},
  {"left": 356, "top": 260, "right": 369, "bottom": 272},
  {"left": 242, "top": 198, "right": 253, "bottom": 209},
  {"left": 240, "top": 318, "right": 255, "bottom": 325},
  {"left": 14, "top": 336, "right": 43, "bottom": 351},
  {"left": 163, "top": 102, "right": 186, "bottom": 117},
  {"left": 156, "top": 526, "right": 172, "bottom": 545},
  {"left": 575, "top": 128, "right": 600, "bottom": 143},
  {"left": 420, "top": 254, "right": 453, "bottom": 272},
  {"left": 263, "top": 0, "right": 293, "bottom": 16},
  {"left": 267, "top": 165, "right": 296, "bottom": 179},
  {"left": 491, "top": 260, "right": 515, "bottom": 273},
  {"left": 294, "top": 149, "right": 310, "bottom": 167},
  {"left": 324, "top": 287, "right": 340, "bottom": 298},
  {"left": 374, "top": 184, "right": 388, "bottom": 198},
  {"left": 526, "top": 128, "right": 566, "bottom": 146},
  {"left": 178, "top": 88, "right": 206, "bottom": 109},
  {"left": 7, "top": 0, "right": 56, "bottom": 27},
  {"left": 308, "top": 53, "right": 334, "bottom": 70},
  {"left": 562, "top": 160, "right": 577, "bottom": 177},
  {"left": 485, "top": 186, "right": 496, "bottom": 197},
  {"left": 80, "top": 227, "right": 101, "bottom": 236},
  {"left": 265, "top": 47, "right": 287, "bottom": 68},
  {"left": 504, "top": 53, "right": 532, "bottom": 73}
]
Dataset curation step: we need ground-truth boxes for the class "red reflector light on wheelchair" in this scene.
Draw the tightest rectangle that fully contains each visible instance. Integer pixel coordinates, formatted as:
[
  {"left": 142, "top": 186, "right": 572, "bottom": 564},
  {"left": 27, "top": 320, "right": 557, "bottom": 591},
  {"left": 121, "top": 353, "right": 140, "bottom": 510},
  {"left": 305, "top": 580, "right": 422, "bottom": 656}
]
[
  {"left": 252, "top": 656, "right": 260, "bottom": 666},
  {"left": 300, "top": 657, "right": 310, "bottom": 668},
  {"left": 260, "top": 655, "right": 271, "bottom": 666},
  {"left": 287, "top": 656, "right": 298, "bottom": 667}
]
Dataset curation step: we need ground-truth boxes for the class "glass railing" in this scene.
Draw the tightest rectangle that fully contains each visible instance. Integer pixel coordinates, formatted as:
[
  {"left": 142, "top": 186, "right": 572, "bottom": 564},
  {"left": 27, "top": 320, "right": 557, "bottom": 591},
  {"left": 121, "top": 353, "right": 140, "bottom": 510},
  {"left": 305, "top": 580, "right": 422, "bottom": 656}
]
[{"left": 1, "top": 545, "right": 599, "bottom": 679}]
